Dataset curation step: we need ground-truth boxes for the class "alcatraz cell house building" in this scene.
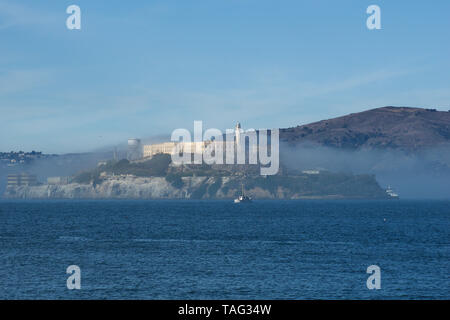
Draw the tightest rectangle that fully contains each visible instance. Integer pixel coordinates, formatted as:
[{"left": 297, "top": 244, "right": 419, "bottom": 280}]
[{"left": 141, "top": 122, "right": 252, "bottom": 160}]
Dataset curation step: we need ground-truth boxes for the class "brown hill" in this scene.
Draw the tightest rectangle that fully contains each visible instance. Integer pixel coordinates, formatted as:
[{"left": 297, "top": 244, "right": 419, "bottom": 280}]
[{"left": 280, "top": 107, "right": 450, "bottom": 151}]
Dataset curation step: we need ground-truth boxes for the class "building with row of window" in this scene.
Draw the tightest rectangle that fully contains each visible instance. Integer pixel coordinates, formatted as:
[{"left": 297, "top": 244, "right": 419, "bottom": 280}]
[
  {"left": 142, "top": 122, "right": 246, "bottom": 159},
  {"left": 7, "top": 173, "right": 38, "bottom": 188}
]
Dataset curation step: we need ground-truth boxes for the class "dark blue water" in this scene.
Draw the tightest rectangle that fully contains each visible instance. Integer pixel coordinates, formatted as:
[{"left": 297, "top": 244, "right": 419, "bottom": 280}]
[{"left": 0, "top": 200, "right": 448, "bottom": 299}]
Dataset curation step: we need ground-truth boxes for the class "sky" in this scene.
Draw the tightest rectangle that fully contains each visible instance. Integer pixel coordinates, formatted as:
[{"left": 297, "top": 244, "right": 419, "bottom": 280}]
[{"left": 1, "top": 0, "right": 450, "bottom": 154}]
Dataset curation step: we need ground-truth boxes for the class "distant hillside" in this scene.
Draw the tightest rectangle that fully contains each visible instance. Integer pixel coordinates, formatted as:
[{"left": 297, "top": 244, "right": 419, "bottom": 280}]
[{"left": 280, "top": 107, "right": 450, "bottom": 151}]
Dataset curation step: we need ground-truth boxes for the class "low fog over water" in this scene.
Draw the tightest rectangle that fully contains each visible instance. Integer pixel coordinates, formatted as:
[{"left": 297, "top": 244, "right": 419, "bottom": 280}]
[
  {"left": 1, "top": 141, "right": 450, "bottom": 199},
  {"left": 280, "top": 143, "right": 450, "bottom": 199},
  {"left": 0, "top": 152, "right": 112, "bottom": 195}
]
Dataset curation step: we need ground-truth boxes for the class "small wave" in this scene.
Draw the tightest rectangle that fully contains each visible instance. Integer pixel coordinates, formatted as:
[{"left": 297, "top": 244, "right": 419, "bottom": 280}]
[
  {"left": 132, "top": 238, "right": 300, "bottom": 244},
  {"left": 58, "top": 236, "right": 90, "bottom": 242}
]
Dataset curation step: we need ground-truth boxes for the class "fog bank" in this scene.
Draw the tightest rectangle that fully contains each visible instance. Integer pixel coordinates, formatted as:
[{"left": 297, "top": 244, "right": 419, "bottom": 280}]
[{"left": 281, "top": 143, "right": 450, "bottom": 199}]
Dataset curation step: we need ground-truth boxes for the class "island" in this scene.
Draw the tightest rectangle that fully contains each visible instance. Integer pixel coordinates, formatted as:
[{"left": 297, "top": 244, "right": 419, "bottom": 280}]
[{"left": 3, "top": 154, "right": 389, "bottom": 200}]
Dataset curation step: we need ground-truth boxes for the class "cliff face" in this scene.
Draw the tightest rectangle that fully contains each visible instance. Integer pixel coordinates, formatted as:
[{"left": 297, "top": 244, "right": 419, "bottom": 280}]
[
  {"left": 4, "top": 176, "right": 192, "bottom": 200},
  {"left": 3, "top": 173, "right": 389, "bottom": 200}
]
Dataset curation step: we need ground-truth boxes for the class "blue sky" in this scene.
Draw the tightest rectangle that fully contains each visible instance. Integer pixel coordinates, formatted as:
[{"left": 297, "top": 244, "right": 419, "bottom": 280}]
[{"left": 1, "top": 0, "right": 450, "bottom": 153}]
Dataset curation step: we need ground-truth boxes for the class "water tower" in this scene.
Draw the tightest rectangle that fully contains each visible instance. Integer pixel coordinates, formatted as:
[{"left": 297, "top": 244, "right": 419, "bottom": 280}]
[{"left": 127, "top": 138, "right": 142, "bottom": 161}]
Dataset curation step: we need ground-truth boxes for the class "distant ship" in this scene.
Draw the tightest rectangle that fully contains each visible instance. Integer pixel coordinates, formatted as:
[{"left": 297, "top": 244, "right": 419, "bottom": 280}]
[
  {"left": 234, "top": 183, "right": 252, "bottom": 203},
  {"left": 386, "top": 186, "right": 400, "bottom": 199}
]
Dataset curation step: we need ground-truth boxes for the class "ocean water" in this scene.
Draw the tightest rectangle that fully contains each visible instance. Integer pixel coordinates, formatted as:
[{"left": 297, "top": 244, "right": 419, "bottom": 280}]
[{"left": 0, "top": 200, "right": 448, "bottom": 300}]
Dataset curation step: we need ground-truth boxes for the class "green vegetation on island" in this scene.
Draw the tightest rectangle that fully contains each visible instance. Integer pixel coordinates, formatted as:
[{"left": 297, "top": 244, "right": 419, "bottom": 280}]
[{"left": 68, "top": 153, "right": 388, "bottom": 199}]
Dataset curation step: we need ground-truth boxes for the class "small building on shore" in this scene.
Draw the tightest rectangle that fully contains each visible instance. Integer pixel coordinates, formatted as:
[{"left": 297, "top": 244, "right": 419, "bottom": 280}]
[
  {"left": 7, "top": 173, "right": 38, "bottom": 188},
  {"left": 47, "top": 176, "right": 70, "bottom": 185}
]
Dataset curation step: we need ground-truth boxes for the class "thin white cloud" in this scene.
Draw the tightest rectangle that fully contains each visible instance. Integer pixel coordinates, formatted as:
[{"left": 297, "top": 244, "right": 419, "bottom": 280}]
[
  {"left": 298, "top": 69, "right": 412, "bottom": 98},
  {"left": 129, "top": 67, "right": 412, "bottom": 126},
  {"left": 0, "top": 66, "right": 425, "bottom": 153},
  {"left": 0, "top": 0, "right": 58, "bottom": 30},
  {"left": 0, "top": 69, "right": 53, "bottom": 96}
]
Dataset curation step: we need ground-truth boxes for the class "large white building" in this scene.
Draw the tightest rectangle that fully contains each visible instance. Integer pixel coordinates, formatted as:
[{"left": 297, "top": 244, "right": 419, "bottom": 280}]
[{"left": 142, "top": 122, "right": 244, "bottom": 159}]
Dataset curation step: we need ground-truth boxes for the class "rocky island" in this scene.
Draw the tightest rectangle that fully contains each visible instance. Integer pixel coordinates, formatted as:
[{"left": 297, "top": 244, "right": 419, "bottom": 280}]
[
  {"left": 4, "top": 154, "right": 389, "bottom": 200},
  {"left": 7, "top": 105, "right": 447, "bottom": 200}
]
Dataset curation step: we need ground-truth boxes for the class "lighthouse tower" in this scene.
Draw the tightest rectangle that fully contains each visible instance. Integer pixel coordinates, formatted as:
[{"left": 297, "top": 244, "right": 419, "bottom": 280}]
[{"left": 235, "top": 122, "right": 241, "bottom": 147}]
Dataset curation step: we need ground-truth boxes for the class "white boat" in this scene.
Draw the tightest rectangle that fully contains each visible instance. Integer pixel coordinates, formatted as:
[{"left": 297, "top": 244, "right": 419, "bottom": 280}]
[
  {"left": 234, "top": 184, "right": 252, "bottom": 203},
  {"left": 386, "top": 186, "right": 399, "bottom": 199}
]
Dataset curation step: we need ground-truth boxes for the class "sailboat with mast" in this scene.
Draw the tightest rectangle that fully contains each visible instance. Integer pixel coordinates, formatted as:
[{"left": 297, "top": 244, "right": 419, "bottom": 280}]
[{"left": 234, "top": 183, "right": 252, "bottom": 203}]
